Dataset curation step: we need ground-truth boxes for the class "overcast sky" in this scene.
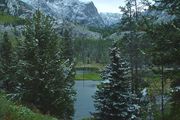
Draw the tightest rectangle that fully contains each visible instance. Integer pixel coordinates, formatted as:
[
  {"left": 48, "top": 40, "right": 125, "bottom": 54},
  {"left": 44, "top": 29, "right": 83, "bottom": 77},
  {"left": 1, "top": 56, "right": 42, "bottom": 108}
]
[{"left": 79, "top": 0, "right": 125, "bottom": 13}]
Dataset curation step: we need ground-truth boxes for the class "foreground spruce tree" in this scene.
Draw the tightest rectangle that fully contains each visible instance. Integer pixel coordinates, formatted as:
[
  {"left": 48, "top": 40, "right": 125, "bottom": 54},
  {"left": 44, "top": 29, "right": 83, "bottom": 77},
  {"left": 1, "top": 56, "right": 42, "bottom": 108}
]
[
  {"left": 15, "top": 10, "right": 75, "bottom": 119},
  {"left": 93, "top": 43, "right": 140, "bottom": 120}
]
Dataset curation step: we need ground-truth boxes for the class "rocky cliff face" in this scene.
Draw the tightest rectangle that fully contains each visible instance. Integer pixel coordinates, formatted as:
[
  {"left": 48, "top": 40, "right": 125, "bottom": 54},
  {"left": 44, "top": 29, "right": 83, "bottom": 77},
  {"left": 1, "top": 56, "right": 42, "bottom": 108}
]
[
  {"left": 0, "top": 0, "right": 123, "bottom": 39},
  {"left": 2, "top": 0, "right": 121, "bottom": 27},
  {"left": 1, "top": 0, "right": 33, "bottom": 18},
  {"left": 100, "top": 12, "right": 121, "bottom": 26},
  {"left": 19, "top": 0, "right": 104, "bottom": 27}
]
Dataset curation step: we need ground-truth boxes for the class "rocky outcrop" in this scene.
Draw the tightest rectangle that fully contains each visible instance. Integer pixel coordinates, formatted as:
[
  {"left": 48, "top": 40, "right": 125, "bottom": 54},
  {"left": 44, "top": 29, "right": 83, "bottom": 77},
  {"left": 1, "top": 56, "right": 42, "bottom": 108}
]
[
  {"left": 1, "top": 0, "right": 33, "bottom": 18},
  {"left": 71, "top": 25, "right": 102, "bottom": 39},
  {"left": 100, "top": 12, "right": 121, "bottom": 26},
  {"left": 20, "top": 0, "right": 105, "bottom": 27},
  {"left": 1, "top": 0, "right": 124, "bottom": 40}
]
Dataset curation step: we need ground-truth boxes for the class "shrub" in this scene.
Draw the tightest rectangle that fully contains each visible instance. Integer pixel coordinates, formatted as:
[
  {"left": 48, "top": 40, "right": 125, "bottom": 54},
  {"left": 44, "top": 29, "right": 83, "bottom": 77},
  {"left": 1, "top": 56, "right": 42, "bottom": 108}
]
[{"left": 0, "top": 92, "right": 57, "bottom": 120}]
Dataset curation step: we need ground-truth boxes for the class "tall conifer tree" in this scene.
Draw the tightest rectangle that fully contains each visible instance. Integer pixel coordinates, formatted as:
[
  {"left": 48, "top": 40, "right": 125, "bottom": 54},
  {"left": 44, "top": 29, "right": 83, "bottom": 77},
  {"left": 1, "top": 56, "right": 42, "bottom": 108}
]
[
  {"left": 93, "top": 42, "right": 139, "bottom": 120},
  {"left": 15, "top": 10, "right": 75, "bottom": 119}
]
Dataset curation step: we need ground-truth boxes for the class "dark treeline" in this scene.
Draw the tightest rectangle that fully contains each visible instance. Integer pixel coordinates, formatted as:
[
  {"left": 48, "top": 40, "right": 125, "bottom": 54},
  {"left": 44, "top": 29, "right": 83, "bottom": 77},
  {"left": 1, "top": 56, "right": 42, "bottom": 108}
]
[{"left": 73, "top": 38, "right": 112, "bottom": 64}]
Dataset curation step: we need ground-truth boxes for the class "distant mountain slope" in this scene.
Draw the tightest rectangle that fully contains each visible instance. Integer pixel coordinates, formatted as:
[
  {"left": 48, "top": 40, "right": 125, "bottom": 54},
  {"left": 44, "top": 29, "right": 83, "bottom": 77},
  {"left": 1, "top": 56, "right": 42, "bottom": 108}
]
[
  {"left": 20, "top": 0, "right": 105, "bottom": 27},
  {"left": 0, "top": 0, "right": 33, "bottom": 18},
  {"left": 1, "top": 0, "right": 103, "bottom": 27},
  {"left": 1, "top": 0, "right": 122, "bottom": 27},
  {"left": 100, "top": 12, "right": 121, "bottom": 26},
  {"left": 0, "top": 0, "right": 123, "bottom": 39}
]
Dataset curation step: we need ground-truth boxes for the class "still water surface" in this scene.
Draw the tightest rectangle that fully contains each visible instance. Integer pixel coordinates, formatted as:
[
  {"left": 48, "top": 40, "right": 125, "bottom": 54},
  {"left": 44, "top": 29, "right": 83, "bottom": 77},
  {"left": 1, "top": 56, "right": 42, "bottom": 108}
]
[{"left": 74, "top": 80, "right": 100, "bottom": 120}]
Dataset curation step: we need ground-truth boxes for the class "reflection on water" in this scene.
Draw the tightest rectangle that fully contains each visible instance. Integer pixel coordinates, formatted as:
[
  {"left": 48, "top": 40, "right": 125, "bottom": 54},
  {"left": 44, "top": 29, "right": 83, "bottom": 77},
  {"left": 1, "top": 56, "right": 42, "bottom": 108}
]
[{"left": 74, "top": 80, "right": 100, "bottom": 120}]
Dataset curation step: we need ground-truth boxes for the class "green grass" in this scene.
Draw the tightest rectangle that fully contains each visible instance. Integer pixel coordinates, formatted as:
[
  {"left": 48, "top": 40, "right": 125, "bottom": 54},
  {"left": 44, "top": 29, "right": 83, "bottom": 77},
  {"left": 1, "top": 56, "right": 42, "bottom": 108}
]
[
  {"left": 76, "top": 63, "right": 105, "bottom": 71},
  {"left": 75, "top": 63, "right": 103, "bottom": 80},
  {"left": 75, "top": 73, "right": 101, "bottom": 80},
  {"left": 0, "top": 92, "right": 57, "bottom": 120},
  {"left": 0, "top": 12, "right": 25, "bottom": 25},
  {"left": 81, "top": 117, "right": 94, "bottom": 120},
  {"left": 76, "top": 67, "right": 99, "bottom": 73}
]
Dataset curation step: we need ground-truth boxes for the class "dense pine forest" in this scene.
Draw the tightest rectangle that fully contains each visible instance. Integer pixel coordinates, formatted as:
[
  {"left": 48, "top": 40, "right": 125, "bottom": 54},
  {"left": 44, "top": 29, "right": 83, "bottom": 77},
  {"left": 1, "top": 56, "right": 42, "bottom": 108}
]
[{"left": 0, "top": 0, "right": 179, "bottom": 120}]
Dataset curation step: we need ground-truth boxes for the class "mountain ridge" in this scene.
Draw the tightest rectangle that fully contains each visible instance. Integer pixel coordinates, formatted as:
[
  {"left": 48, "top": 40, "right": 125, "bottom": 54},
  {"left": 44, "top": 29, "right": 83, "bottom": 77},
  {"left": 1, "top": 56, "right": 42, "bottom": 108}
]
[
  {"left": 1, "top": 0, "right": 121, "bottom": 27},
  {"left": 0, "top": 0, "right": 122, "bottom": 40}
]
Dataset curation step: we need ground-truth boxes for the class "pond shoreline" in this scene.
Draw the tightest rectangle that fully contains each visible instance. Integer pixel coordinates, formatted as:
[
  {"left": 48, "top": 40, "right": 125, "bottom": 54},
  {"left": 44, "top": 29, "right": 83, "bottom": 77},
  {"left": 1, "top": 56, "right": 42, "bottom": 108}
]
[{"left": 75, "top": 69, "right": 101, "bottom": 81}]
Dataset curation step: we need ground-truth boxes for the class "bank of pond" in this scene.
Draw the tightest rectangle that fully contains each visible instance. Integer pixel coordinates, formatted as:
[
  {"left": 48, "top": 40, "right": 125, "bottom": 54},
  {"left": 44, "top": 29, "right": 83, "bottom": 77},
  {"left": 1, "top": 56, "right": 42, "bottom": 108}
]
[
  {"left": 75, "top": 66, "right": 102, "bottom": 81},
  {"left": 0, "top": 92, "right": 58, "bottom": 120}
]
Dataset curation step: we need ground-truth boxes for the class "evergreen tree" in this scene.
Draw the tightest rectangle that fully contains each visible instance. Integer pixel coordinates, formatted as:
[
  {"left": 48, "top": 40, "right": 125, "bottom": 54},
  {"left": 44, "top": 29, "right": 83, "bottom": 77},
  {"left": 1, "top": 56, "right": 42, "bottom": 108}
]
[
  {"left": 149, "top": 0, "right": 180, "bottom": 65},
  {"left": 119, "top": 0, "right": 149, "bottom": 94},
  {"left": 61, "top": 29, "right": 73, "bottom": 62},
  {"left": 14, "top": 10, "right": 75, "bottom": 119},
  {"left": 0, "top": 32, "right": 15, "bottom": 92},
  {"left": 142, "top": 0, "right": 180, "bottom": 119},
  {"left": 93, "top": 42, "right": 140, "bottom": 120},
  {"left": 151, "top": 0, "right": 180, "bottom": 119},
  {"left": 61, "top": 28, "right": 76, "bottom": 119}
]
